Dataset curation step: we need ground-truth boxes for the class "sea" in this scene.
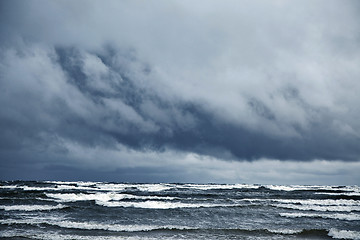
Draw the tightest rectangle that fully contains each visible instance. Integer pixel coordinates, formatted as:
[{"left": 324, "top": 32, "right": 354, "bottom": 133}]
[{"left": 0, "top": 181, "right": 359, "bottom": 240}]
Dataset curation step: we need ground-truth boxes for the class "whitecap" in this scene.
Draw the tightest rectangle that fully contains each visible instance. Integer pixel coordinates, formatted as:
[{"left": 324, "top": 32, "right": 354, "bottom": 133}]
[
  {"left": 95, "top": 200, "right": 240, "bottom": 209},
  {"left": 0, "top": 230, "right": 154, "bottom": 240},
  {"left": 315, "top": 192, "right": 360, "bottom": 197},
  {"left": 93, "top": 183, "right": 173, "bottom": 192},
  {"left": 328, "top": 228, "right": 360, "bottom": 240},
  {"left": 275, "top": 199, "right": 360, "bottom": 206},
  {"left": 0, "top": 218, "right": 192, "bottom": 232},
  {"left": 238, "top": 198, "right": 360, "bottom": 207},
  {"left": 0, "top": 204, "right": 65, "bottom": 211},
  {"left": 0, "top": 185, "right": 20, "bottom": 189},
  {"left": 134, "top": 184, "right": 173, "bottom": 192},
  {"left": 279, "top": 212, "right": 360, "bottom": 221},
  {"left": 179, "top": 183, "right": 259, "bottom": 190},
  {"left": 265, "top": 185, "right": 360, "bottom": 193},
  {"left": 46, "top": 192, "right": 175, "bottom": 203},
  {"left": 274, "top": 204, "right": 360, "bottom": 212},
  {"left": 267, "top": 229, "right": 303, "bottom": 234},
  {"left": 0, "top": 184, "right": 95, "bottom": 192},
  {"left": 93, "top": 183, "right": 129, "bottom": 191}
]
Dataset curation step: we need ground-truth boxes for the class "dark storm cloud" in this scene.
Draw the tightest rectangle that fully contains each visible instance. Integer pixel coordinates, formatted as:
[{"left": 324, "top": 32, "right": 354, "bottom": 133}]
[
  {"left": 1, "top": 44, "right": 359, "bottom": 162},
  {"left": 0, "top": 0, "right": 360, "bottom": 183}
]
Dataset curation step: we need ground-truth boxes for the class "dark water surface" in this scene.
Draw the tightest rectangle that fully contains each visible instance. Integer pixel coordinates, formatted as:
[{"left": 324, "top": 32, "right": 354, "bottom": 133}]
[{"left": 0, "top": 181, "right": 359, "bottom": 239}]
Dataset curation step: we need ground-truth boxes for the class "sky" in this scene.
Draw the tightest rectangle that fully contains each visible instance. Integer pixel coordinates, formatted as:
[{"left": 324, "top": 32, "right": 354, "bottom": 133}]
[{"left": 0, "top": 0, "right": 360, "bottom": 185}]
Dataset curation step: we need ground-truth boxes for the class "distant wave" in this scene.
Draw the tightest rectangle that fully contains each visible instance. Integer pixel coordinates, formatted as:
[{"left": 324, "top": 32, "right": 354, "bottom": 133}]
[
  {"left": 264, "top": 185, "right": 360, "bottom": 193},
  {"left": 0, "top": 218, "right": 193, "bottom": 232},
  {"left": 280, "top": 212, "right": 360, "bottom": 221},
  {"left": 241, "top": 198, "right": 360, "bottom": 205},
  {"left": 2, "top": 182, "right": 359, "bottom": 195},
  {"left": 95, "top": 200, "right": 243, "bottom": 209},
  {"left": 274, "top": 203, "right": 360, "bottom": 212},
  {"left": 315, "top": 192, "right": 360, "bottom": 197},
  {"left": 46, "top": 192, "right": 176, "bottom": 202},
  {"left": 0, "top": 204, "right": 65, "bottom": 211}
]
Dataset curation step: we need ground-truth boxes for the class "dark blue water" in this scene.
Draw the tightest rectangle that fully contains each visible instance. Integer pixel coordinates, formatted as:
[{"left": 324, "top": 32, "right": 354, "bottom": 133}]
[{"left": 0, "top": 181, "right": 359, "bottom": 239}]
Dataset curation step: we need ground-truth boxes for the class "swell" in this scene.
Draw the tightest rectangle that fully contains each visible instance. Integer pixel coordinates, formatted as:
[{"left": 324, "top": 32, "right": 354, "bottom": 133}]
[
  {"left": 0, "top": 204, "right": 65, "bottom": 211},
  {"left": 279, "top": 212, "right": 360, "bottom": 221},
  {"left": 0, "top": 218, "right": 331, "bottom": 237}
]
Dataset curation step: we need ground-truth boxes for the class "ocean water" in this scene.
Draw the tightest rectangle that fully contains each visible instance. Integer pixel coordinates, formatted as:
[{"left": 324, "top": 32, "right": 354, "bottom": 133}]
[{"left": 0, "top": 181, "right": 359, "bottom": 240}]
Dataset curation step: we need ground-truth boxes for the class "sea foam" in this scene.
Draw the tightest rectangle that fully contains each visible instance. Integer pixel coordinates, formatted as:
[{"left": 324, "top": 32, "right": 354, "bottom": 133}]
[
  {"left": 46, "top": 193, "right": 175, "bottom": 203},
  {"left": 0, "top": 204, "right": 65, "bottom": 211},
  {"left": 328, "top": 228, "right": 360, "bottom": 240},
  {"left": 274, "top": 203, "right": 360, "bottom": 212},
  {"left": 95, "top": 200, "right": 240, "bottom": 209},
  {"left": 280, "top": 212, "right": 360, "bottom": 221}
]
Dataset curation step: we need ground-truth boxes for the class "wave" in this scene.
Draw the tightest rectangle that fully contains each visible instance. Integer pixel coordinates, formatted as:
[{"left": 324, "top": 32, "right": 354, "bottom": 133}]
[
  {"left": 3, "top": 182, "right": 359, "bottom": 198},
  {"left": 328, "top": 228, "right": 360, "bottom": 240},
  {"left": 0, "top": 182, "right": 264, "bottom": 193},
  {"left": 0, "top": 204, "right": 65, "bottom": 211},
  {"left": 177, "top": 183, "right": 260, "bottom": 190},
  {"left": 95, "top": 200, "right": 243, "bottom": 209},
  {"left": 2, "top": 218, "right": 359, "bottom": 239},
  {"left": 276, "top": 199, "right": 360, "bottom": 206},
  {"left": 240, "top": 198, "right": 360, "bottom": 206},
  {"left": 44, "top": 181, "right": 101, "bottom": 186},
  {"left": 45, "top": 192, "right": 360, "bottom": 206},
  {"left": 46, "top": 192, "right": 176, "bottom": 202},
  {"left": 274, "top": 203, "right": 360, "bottom": 212},
  {"left": 265, "top": 185, "right": 360, "bottom": 193},
  {"left": 0, "top": 231, "right": 143, "bottom": 240},
  {"left": 0, "top": 218, "right": 329, "bottom": 235},
  {"left": 0, "top": 184, "right": 95, "bottom": 192},
  {"left": 94, "top": 183, "right": 173, "bottom": 192},
  {"left": 0, "top": 218, "right": 192, "bottom": 232},
  {"left": 280, "top": 212, "right": 360, "bottom": 221},
  {"left": 44, "top": 182, "right": 260, "bottom": 191},
  {"left": 315, "top": 192, "right": 360, "bottom": 197}
]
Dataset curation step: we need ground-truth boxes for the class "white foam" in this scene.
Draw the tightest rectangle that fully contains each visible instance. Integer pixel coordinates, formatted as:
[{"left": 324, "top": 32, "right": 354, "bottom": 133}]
[
  {"left": 268, "top": 229, "right": 303, "bottom": 234},
  {"left": 275, "top": 199, "right": 360, "bottom": 206},
  {"left": 95, "top": 200, "right": 240, "bottom": 209},
  {"left": 135, "top": 184, "right": 173, "bottom": 192},
  {"left": 280, "top": 212, "right": 360, "bottom": 221},
  {"left": 45, "top": 181, "right": 101, "bottom": 186},
  {"left": 179, "top": 184, "right": 259, "bottom": 190},
  {"left": 94, "top": 183, "right": 259, "bottom": 192},
  {"left": 93, "top": 183, "right": 129, "bottom": 191},
  {"left": 265, "top": 185, "right": 360, "bottom": 193},
  {"left": 239, "top": 198, "right": 360, "bottom": 207},
  {"left": 93, "top": 183, "right": 173, "bottom": 192},
  {"left": 0, "top": 218, "right": 192, "bottom": 232},
  {"left": 23, "top": 185, "right": 96, "bottom": 191},
  {"left": 0, "top": 184, "right": 96, "bottom": 192},
  {"left": 0, "top": 230, "right": 150, "bottom": 240},
  {"left": 0, "top": 185, "right": 19, "bottom": 189},
  {"left": 274, "top": 204, "right": 360, "bottom": 212},
  {"left": 328, "top": 228, "right": 360, "bottom": 240},
  {"left": 315, "top": 192, "right": 360, "bottom": 197},
  {"left": 46, "top": 193, "right": 175, "bottom": 203},
  {"left": 0, "top": 204, "right": 64, "bottom": 211}
]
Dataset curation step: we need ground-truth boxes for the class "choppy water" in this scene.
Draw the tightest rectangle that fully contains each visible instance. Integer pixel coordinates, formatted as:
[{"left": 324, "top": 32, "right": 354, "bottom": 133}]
[{"left": 0, "top": 181, "right": 359, "bottom": 239}]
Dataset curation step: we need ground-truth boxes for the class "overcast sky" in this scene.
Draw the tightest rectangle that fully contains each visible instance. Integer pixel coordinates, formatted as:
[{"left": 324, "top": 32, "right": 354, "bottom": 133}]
[{"left": 0, "top": 0, "right": 359, "bottom": 185}]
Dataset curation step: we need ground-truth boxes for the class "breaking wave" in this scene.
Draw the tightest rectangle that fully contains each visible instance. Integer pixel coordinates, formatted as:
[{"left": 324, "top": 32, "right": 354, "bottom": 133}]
[
  {"left": 279, "top": 212, "right": 360, "bottom": 221},
  {"left": 0, "top": 204, "right": 65, "bottom": 211}
]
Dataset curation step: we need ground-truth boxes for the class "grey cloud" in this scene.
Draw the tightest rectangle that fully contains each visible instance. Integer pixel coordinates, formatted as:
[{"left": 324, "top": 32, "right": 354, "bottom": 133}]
[{"left": 0, "top": 0, "right": 360, "bottom": 183}]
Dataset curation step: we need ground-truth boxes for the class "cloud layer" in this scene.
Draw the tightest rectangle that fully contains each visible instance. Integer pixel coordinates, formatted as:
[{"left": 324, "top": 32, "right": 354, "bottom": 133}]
[{"left": 0, "top": 0, "right": 359, "bottom": 183}]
